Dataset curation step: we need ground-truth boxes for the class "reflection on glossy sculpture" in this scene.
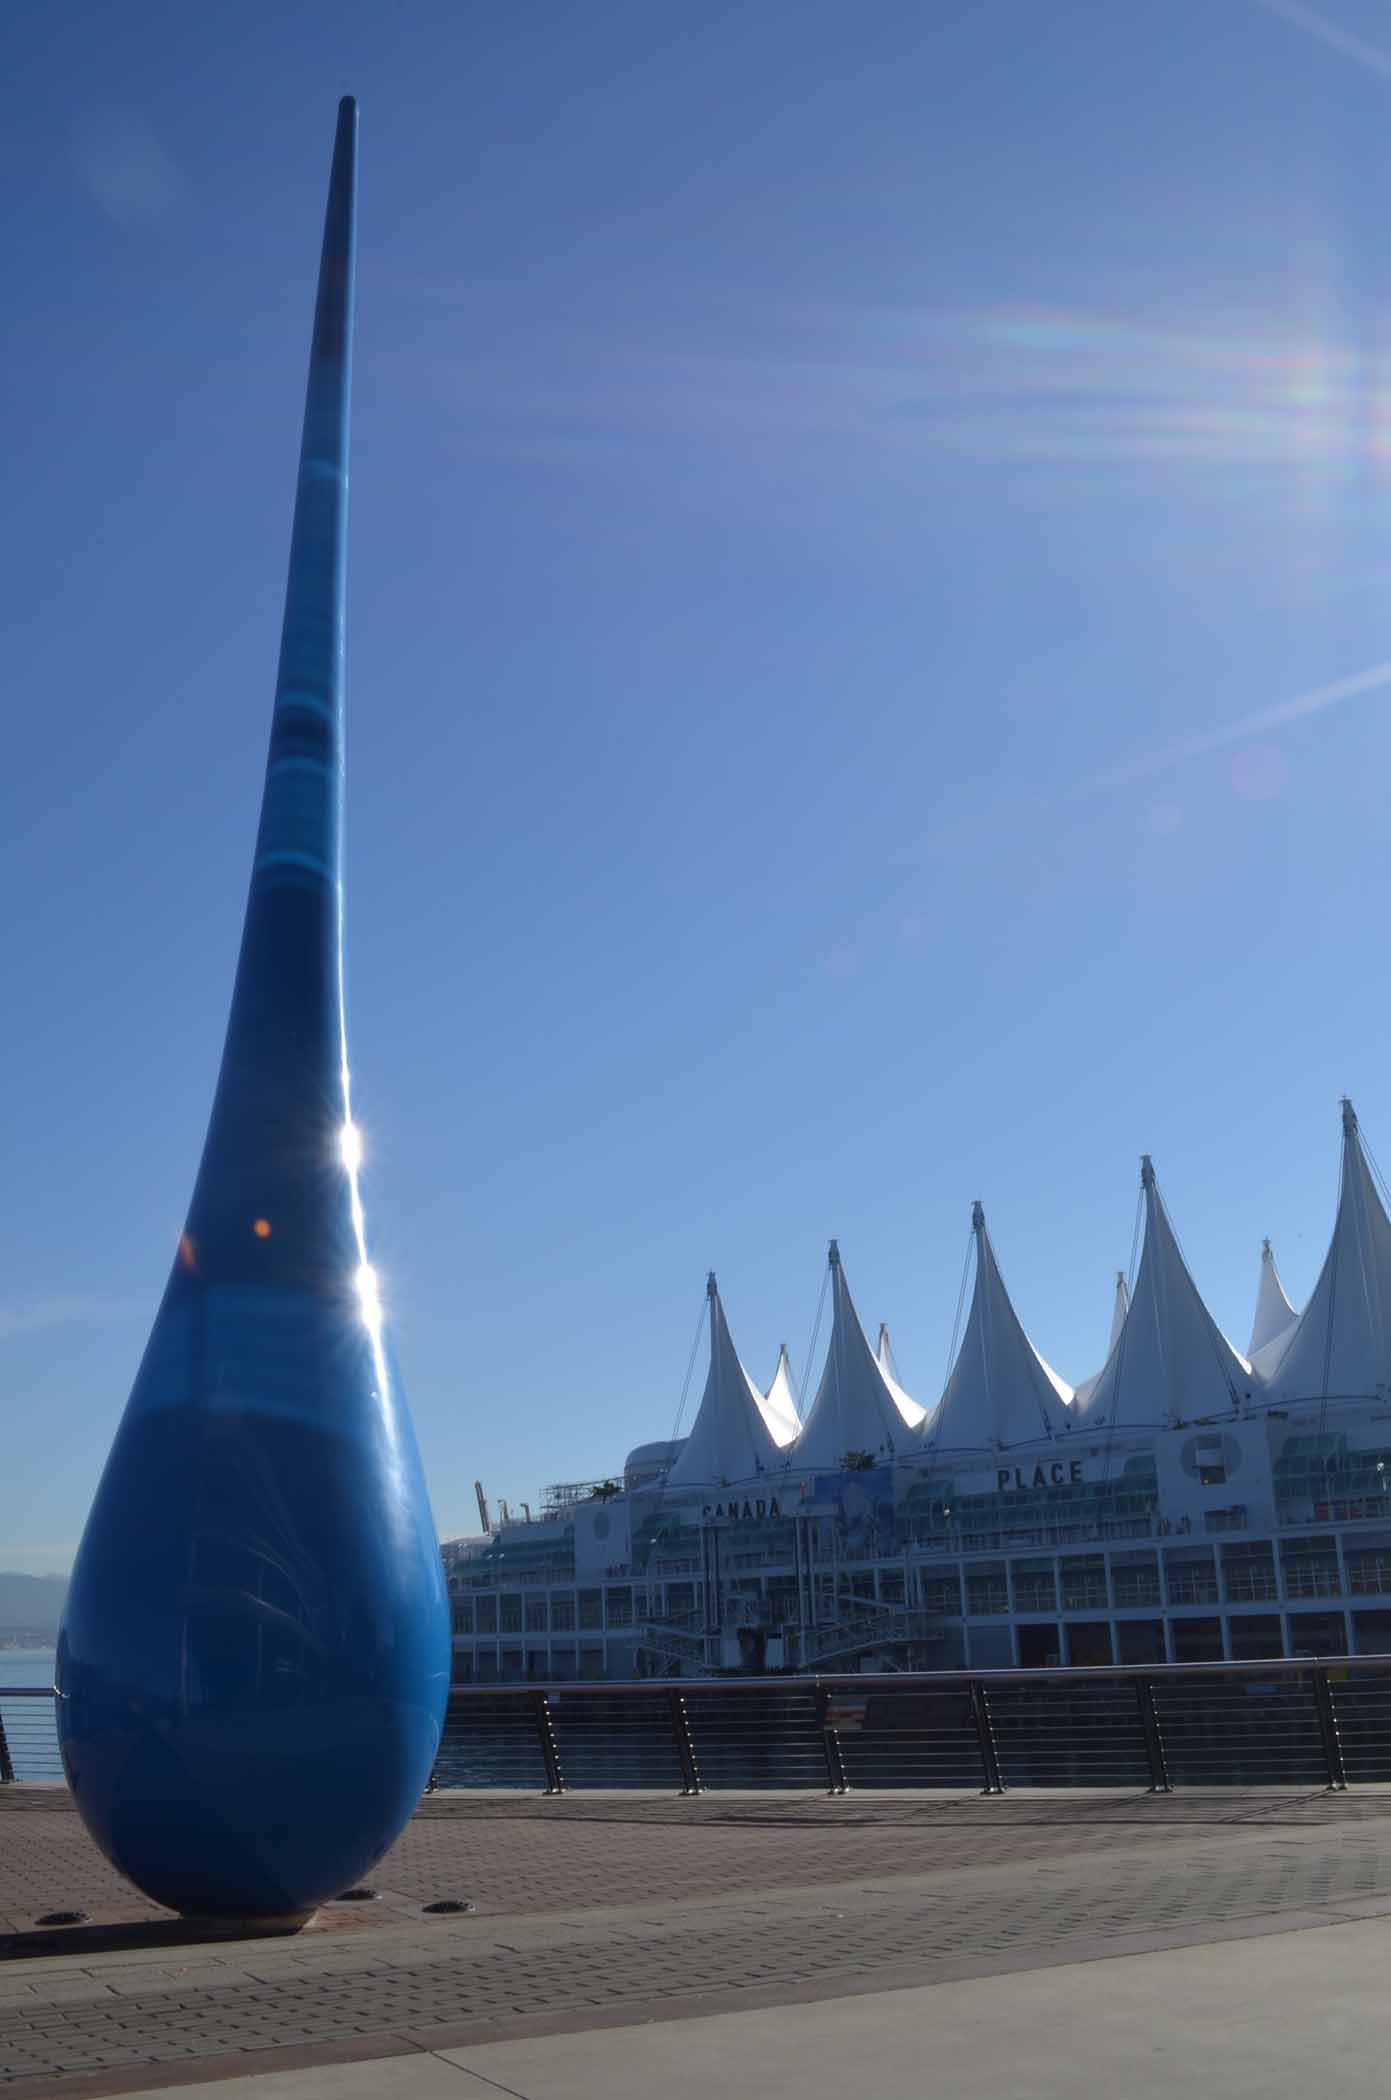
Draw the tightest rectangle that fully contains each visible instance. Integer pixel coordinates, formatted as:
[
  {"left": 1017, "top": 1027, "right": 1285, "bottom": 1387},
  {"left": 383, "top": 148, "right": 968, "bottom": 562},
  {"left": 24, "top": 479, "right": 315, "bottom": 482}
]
[{"left": 56, "top": 98, "right": 450, "bottom": 1921}]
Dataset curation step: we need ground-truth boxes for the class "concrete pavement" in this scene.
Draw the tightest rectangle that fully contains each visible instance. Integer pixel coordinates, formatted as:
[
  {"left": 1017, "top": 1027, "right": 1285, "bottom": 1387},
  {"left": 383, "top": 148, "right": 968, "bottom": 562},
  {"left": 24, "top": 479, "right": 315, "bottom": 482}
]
[
  {"left": 101, "top": 1911, "right": 1391, "bottom": 2099},
  {"left": 8, "top": 1786, "right": 1391, "bottom": 2094}
]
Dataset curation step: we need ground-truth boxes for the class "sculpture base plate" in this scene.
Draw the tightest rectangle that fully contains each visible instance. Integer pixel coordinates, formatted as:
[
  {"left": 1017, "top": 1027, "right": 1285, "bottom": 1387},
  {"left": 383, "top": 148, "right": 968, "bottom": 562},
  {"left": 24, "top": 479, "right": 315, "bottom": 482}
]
[{"left": 176, "top": 1909, "right": 318, "bottom": 1937}]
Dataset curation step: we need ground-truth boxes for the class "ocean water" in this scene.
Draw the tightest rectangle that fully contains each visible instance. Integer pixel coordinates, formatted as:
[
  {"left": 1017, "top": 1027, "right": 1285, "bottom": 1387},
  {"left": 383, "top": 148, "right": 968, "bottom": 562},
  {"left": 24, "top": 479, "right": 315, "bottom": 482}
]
[
  {"left": 0, "top": 1647, "right": 59, "bottom": 1780},
  {"left": 0, "top": 1648, "right": 55, "bottom": 1687}
]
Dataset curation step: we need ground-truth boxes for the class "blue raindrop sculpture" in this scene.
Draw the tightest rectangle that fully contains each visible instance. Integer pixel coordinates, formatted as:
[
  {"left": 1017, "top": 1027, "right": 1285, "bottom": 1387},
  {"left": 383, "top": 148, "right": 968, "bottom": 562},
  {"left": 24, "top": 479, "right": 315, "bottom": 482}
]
[{"left": 56, "top": 98, "right": 450, "bottom": 1922}]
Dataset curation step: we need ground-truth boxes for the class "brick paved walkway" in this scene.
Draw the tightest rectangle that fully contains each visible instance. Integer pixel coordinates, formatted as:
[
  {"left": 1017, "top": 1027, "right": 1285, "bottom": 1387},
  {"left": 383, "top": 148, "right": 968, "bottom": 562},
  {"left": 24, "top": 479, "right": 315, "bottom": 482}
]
[{"left": 6, "top": 1784, "right": 1391, "bottom": 2094}]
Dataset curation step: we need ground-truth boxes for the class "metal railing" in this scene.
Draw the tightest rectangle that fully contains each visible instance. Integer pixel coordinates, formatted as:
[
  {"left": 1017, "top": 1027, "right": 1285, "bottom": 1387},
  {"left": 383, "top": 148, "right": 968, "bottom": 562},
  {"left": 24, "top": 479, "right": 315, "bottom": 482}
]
[
  {"left": 0, "top": 1689, "right": 61, "bottom": 1783},
  {"left": 428, "top": 1656, "right": 1391, "bottom": 1794},
  {"left": 13, "top": 1658, "right": 1391, "bottom": 1796}
]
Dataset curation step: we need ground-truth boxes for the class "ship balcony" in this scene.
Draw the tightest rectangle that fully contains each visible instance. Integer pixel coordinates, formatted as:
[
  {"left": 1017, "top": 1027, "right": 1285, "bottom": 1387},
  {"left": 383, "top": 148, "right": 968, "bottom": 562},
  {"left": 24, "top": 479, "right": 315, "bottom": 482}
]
[
  {"left": 1346, "top": 1550, "right": 1391, "bottom": 1594},
  {"left": 1279, "top": 1498, "right": 1391, "bottom": 1527},
  {"left": 1282, "top": 1565, "right": 1343, "bottom": 1598},
  {"left": 1111, "top": 1576, "right": 1163, "bottom": 1609},
  {"left": 912, "top": 1516, "right": 1158, "bottom": 1557}
]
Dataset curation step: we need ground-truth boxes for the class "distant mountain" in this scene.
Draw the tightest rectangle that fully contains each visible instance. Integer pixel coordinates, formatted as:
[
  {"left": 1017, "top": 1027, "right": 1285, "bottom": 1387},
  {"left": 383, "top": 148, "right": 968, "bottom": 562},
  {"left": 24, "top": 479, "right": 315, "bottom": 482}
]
[{"left": 0, "top": 1573, "right": 67, "bottom": 1637}]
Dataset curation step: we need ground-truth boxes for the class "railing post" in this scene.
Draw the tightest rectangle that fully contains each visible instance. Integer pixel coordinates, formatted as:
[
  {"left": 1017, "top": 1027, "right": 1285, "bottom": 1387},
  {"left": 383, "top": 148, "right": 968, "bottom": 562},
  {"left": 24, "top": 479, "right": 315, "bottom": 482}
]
[
  {"left": 670, "top": 1690, "right": 703, "bottom": 1795},
  {"left": 1312, "top": 1665, "right": 1347, "bottom": 1791},
  {"left": 968, "top": 1678, "right": 1005, "bottom": 1795},
  {"left": 0, "top": 1708, "right": 13, "bottom": 1786},
  {"left": 1135, "top": 1677, "right": 1172, "bottom": 1794},
  {"left": 534, "top": 1691, "right": 566, "bottom": 1795},
  {"left": 817, "top": 1687, "right": 849, "bottom": 1795},
  {"left": 425, "top": 1686, "right": 456, "bottom": 1792}
]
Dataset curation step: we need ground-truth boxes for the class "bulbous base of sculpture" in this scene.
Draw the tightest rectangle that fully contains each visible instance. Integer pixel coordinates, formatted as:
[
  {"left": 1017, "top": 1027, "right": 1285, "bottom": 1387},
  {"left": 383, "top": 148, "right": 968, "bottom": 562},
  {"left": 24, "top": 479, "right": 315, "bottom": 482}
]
[
  {"left": 57, "top": 1380, "right": 449, "bottom": 1924},
  {"left": 56, "top": 1693, "right": 438, "bottom": 1922}
]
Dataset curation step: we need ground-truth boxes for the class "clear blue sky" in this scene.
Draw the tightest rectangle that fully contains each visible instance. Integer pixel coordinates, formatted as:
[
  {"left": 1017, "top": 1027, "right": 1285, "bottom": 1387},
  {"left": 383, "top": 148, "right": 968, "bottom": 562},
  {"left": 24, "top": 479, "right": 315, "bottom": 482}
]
[{"left": 6, "top": 0, "right": 1391, "bottom": 1572}]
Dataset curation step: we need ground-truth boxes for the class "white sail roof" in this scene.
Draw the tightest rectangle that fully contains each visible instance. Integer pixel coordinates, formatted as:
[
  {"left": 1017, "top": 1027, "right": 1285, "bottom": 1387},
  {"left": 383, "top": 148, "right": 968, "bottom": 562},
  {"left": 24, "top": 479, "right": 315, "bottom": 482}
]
[
  {"left": 925, "top": 1202, "right": 1074, "bottom": 1452},
  {"left": 1074, "top": 1157, "right": 1251, "bottom": 1429},
  {"left": 1248, "top": 1238, "right": 1299, "bottom": 1369},
  {"left": 1260, "top": 1101, "right": 1391, "bottom": 1408},
  {"left": 665, "top": 1274, "right": 783, "bottom": 1488},
  {"left": 876, "top": 1323, "right": 895, "bottom": 1377},
  {"left": 759, "top": 1343, "right": 802, "bottom": 1448},
  {"left": 793, "top": 1243, "right": 925, "bottom": 1471},
  {"left": 1073, "top": 1270, "right": 1130, "bottom": 1407}
]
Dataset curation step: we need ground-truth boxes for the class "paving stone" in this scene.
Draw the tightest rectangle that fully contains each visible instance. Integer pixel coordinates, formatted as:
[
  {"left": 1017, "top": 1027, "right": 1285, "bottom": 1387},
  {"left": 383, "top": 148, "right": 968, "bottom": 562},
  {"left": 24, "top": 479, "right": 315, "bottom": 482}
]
[{"left": 8, "top": 1786, "right": 1391, "bottom": 2088}]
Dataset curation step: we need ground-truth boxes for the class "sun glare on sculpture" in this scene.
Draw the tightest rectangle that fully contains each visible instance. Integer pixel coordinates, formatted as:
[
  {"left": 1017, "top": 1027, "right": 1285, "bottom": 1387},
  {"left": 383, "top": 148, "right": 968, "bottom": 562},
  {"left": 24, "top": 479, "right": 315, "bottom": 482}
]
[
  {"left": 340, "top": 1120, "right": 363, "bottom": 1174},
  {"left": 356, "top": 1259, "right": 385, "bottom": 1339}
]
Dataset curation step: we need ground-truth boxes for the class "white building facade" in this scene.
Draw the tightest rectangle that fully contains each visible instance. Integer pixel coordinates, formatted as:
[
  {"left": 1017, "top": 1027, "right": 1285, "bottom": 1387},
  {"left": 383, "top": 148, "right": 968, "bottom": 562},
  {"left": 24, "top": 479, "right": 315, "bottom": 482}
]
[{"left": 445, "top": 1102, "right": 1391, "bottom": 1680}]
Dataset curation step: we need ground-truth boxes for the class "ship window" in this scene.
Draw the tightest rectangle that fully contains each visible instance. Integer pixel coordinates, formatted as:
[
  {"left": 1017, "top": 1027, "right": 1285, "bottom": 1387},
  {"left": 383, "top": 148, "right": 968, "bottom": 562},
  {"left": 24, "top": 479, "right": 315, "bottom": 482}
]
[
  {"left": 1116, "top": 1619, "right": 1166, "bottom": 1665},
  {"left": 1228, "top": 1615, "right": 1282, "bottom": 1660},
  {"left": 1018, "top": 1622, "right": 1062, "bottom": 1668},
  {"left": 1286, "top": 1609, "right": 1345, "bottom": 1657},
  {"left": 966, "top": 1565, "right": 1008, "bottom": 1615},
  {"left": 1060, "top": 1554, "right": 1107, "bottom": 1612},
  {"left": 1221, "top": 1542, "right": 1277, "bottom": 1603},
  {"left": 1170, "top": 1616, "right": 1223, "bottom": 1663},
  {"left": 1113, "top": 1557, "right": 1161, "bottom": 1609},
  {"left": 1353, "top": 1609, "right": 1391, "bottom": 1653},
  {"left": 1195, "top": 1435, "right": 1227, "bottom": 1487},
  {"left": 1164, "top": 1549, "right": 1218, "bottom": 1606},
  {"left": 1066, "top": 1620, "right": 1112, "bottom": 1666},
  {"left": 1013, "top": 1561, "right": 1057, "bottom": 1613},
  {"left": 1346, "top": 1546, "right": 1391, "bottom": 1597},
  {"left": 920, "top": 1568, "right": 962, "bottom": 1615},
  {"left": 1280, "top": 1536, "right": 1341, "bottom": 1599}
]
